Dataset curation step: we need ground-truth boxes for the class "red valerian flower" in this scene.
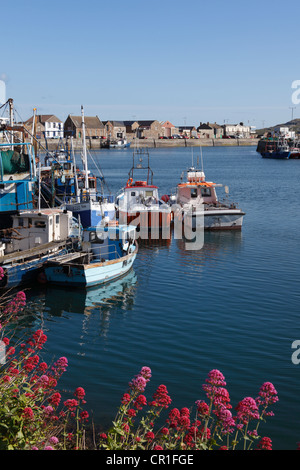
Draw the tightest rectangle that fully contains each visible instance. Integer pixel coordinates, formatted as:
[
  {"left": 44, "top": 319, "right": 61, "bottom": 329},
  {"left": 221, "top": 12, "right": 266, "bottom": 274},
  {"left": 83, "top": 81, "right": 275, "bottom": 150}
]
[
  {"left": 80, "top": 410, "right": 89, "bottom": 421},
  {"left": 256, "top": 382, "right": 279, "bottom": 407},
  {"left": 256, "top": 436, "right": 272, "bottom": 450},
  {"left": 236, "top": 397, "right": 259, "bottom": 425},
  {"left": 167, "top": 408, "right": 180, "bottom": 428},
  {"left": 48, "top": 392, "right": 61, "bottom": 407},
  {"left": 149, "top": 384, "right": 172, "bottom": 409},
  {"left": 64, "top": 399, "right": 78, "bottom": 411},
  {"left": 74, "top": 387, "right": 86, "bottom": 400},
  {"left": 145, "top": 431, "right": 155, "bottom": 441},
  {"left": 195, "top": 400, "right": 209, "bottom": 416},
  {"left": 133, "top": 394, "right": 147, "bottom": 410},
  {"left": 121, "top": 393, "right": 131, "bottom": 405},
  {"left": 22, "top": 407, "right": 34, "bottom": 420}
]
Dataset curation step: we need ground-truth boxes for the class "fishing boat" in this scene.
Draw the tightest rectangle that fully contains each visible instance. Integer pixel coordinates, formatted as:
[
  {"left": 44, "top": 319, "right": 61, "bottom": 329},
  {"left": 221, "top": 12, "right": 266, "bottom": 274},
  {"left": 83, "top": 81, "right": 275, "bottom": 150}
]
[
  {"left": 261, "top": 138, "right": 291, "bottom": 159},
  {"left": 172, "top": 167, "right": 245, "bottom": 231},
  {"left": 63, "top": 106, "right": 116, "bottom": 228},
  {"left": 0, "top": 140, "right": 37, "bottom": 228},
  {"left": 43, "top": 224, "right": 138, "bottom": 288},
  {"left": 116, "top": 147, "right": 171, "bottom": 232},
  {"left": 0, "top": 208, "right": 79, "bottom": 289},
  {"left": 109, "top": 138, "right": 130, "bottom": 149}
]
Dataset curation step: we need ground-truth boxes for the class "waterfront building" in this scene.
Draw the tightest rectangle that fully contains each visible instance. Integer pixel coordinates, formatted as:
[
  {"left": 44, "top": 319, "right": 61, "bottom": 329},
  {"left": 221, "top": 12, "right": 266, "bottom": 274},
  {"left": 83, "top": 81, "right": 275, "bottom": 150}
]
[
  {"left": 178, "top": 125, "right": 197, "bottom": 138},
  {"left": 197, "top": 122, "right": 224, "bottom": 139},
  {"left": 24, "top": 114, "right": 64, "bottom": 139},
  {"left": 161, "top": 121, "right": 178, "bottom": 138},
  {"left": 123, "top": 120, "right": 163, "bottom": 140},
  {"left": 64, "top": 115, "right": 105, "bottom": 139},
  {"left": 223, "top": 122, "right": 251, "bottom": 138},
  {"left": 103, "top": 121, "right": 127, "bottom": 140}
]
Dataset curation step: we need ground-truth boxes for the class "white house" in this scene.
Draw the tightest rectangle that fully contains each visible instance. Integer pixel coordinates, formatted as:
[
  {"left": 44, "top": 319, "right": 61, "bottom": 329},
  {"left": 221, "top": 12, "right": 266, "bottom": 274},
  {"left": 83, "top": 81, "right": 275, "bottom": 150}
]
[
  {"left": 24, "top": 114, "right": 64, "bottom": 139},
  {"left": 223, "top": 122, "right": 251, "bottom": 138}
]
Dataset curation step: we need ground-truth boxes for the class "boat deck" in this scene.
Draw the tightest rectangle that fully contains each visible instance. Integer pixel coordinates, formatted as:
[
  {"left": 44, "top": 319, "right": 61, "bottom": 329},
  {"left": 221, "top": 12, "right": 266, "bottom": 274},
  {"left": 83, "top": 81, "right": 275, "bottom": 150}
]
[{"left": 0, "top": 239, "right": 72, "bottom": 265}]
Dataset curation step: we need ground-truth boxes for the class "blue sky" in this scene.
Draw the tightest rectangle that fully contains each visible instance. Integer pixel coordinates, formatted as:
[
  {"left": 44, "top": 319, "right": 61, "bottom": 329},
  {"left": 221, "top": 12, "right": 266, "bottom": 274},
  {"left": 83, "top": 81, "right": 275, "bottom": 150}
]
[{"left": 1, "top": 0, "right": 300, "bottom": 128}]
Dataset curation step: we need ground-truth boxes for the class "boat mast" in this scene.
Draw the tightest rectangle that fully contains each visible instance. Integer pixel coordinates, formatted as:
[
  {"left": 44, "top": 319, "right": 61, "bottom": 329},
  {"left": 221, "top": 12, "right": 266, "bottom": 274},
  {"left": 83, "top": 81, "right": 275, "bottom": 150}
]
[
  {"left": 8, "top": 98, "right": 14, "bottom": 147},
  {"left": 81, "top": 105, "right": 89, "bottom": 191},
  {"left": 71, "top": 136, "right": 80, "bottom": 202}
]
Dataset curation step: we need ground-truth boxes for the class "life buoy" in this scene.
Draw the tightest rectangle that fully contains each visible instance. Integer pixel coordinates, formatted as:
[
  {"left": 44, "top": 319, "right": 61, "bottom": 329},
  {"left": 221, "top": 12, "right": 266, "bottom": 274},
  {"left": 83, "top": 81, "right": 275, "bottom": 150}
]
[{"left": 126, "top": 178, "right": 133, "bottom": 187}]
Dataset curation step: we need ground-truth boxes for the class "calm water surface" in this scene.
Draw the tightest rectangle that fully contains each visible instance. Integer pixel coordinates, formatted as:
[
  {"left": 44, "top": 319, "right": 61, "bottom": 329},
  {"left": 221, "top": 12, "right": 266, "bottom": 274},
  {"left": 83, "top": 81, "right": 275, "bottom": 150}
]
[{"left": 15, "top": 145, "right": 300, "bottom": 449}]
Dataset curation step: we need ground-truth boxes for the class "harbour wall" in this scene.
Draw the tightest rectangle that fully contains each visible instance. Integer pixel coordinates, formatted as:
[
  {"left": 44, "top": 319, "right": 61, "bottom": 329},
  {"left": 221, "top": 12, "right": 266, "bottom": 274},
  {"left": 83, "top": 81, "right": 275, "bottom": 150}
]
[{"left": 39, "top": 138, "right": 259, "bottom": 151}]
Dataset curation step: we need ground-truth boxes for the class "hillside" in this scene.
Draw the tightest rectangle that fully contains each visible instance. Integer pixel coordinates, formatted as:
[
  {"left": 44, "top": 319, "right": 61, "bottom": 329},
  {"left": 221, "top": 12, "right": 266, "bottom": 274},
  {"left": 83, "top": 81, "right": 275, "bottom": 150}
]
[{"left": 256, "top": 118, "right": 300, "bottom": 137}]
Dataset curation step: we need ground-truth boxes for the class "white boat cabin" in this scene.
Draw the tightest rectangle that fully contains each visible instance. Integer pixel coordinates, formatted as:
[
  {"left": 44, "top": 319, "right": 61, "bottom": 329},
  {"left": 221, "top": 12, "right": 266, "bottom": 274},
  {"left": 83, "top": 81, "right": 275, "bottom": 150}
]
[
  {"left": 119, "top": 181, "right": 161, "bottom": 212},
  {"left": 177, "top": 169, "right": 222, "bottom": 206},
  {"left": 4, "top": 209, "right": 76, "bottom": 253}
]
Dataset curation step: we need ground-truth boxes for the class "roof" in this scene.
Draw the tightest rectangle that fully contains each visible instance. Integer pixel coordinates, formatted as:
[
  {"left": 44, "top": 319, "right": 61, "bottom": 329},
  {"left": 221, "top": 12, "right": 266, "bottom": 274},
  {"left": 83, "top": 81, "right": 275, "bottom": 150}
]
[
  {"left": 105, "top": 120, "right": 126, "bottom": 127},
  {"left": 25, "top": 114, "right": 62, "bottom": 125},
  {"left": 66, "top": 115, "right": 104, "bottom": 129}
]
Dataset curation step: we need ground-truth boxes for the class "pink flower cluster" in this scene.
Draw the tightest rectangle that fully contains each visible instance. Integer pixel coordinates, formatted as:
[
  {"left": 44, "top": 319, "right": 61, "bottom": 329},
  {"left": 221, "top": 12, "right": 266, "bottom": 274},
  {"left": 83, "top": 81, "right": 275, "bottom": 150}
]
[{"left": 129, "top": 366, "right": 152, "bottom": 393}]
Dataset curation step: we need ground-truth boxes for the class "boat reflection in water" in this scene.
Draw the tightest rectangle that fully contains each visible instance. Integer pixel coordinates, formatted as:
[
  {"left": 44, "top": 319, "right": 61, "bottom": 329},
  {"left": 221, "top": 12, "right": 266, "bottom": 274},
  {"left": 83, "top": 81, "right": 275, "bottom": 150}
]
[
  {"left": 41, "top": 270, "right": 138, "bottom": 336},
  {"left": 175, "top": 229, "right": 243, "bottom": 268}
]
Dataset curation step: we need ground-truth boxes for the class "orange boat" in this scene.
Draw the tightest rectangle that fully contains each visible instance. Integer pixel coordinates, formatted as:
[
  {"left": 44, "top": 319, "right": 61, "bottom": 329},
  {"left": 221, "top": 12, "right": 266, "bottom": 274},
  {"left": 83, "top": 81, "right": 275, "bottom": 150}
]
[{"left": 172, "top": 167, "right": 245, "bottom": 231}]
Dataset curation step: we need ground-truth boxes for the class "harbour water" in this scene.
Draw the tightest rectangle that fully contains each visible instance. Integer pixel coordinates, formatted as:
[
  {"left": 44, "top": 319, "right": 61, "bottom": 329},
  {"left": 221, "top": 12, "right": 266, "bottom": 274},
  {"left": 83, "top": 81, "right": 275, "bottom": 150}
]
[{"left": 14, "top": 145, "right": 300, "bottom": 449}]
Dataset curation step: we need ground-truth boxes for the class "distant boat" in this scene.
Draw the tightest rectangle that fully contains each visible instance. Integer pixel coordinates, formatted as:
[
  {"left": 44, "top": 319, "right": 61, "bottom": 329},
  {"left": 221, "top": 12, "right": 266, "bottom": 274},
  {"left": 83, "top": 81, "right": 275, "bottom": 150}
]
[
  {"left": 109, "top": 139, "right": 130, "bottom": 149},
  {"left": 261, "top": 138, "right": 291, "bottom": 159},
  {"left": 116, "top": 147, "right": 171, "bottom": 231},
  {"left": 43, "top": 224, "right": 138, "bottom": 288},
  {"left": 172, "top": 166, "right": 245, "bottom": 231},
  {"left": 0, "top": 208, "right": 79, "bottom": 289}
]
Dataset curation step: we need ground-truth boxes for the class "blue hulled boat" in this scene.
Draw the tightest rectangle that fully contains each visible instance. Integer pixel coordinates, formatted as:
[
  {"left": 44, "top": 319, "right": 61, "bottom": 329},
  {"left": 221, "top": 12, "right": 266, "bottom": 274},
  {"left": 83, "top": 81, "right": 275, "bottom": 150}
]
[
  {"left": 261, "top": 139, "right": 291, "bottom": 159},
  {"left": 43, "top": 224, "right": 138, "bottom": 288},
  {"left": 0, "top": 141, "right": 37, "bottom": 227},
  {"left": 62, "top": 106, "right": 116, "bottom": 228}
]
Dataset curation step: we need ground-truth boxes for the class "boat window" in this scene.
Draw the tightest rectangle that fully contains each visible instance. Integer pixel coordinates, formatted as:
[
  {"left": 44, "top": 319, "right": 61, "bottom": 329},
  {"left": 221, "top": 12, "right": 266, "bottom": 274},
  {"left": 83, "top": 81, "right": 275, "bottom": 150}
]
[
  {"left": 90, "top": 232, "right": 96, "bottom": 241},
  {"left": 34, "top": 221, "right": 46, "bottom": 228},
  {"left": 131, "top": 191, "right": 136, "bottom": 196},
  {"left": 191, "top": 188, "right": 197, "bottom": 198},
  {"left": 18, "top": 218, "right": 24, "bottom": 227},
  {"left": 145, "top": 191, "right": 153, "bottom": 197},
  {"left": 201, "top": 187, "right": 211, "bottom": 197},
  {"left": 56, "top": 215, "right": 60, "bottom": 224}
]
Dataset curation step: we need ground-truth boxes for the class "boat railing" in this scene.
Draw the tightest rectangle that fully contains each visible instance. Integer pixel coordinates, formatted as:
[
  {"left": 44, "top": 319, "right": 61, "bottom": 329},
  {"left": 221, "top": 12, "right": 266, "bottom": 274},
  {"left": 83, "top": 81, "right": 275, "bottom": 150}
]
[{"left": 90, "top": 244, "right": 122, "bottom": 263}]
